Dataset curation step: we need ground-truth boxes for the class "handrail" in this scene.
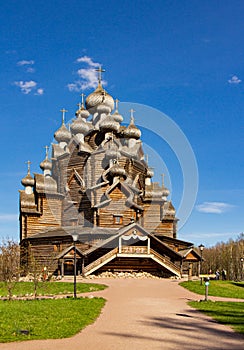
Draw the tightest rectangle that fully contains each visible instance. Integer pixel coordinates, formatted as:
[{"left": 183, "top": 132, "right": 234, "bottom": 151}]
[
  {"left": 84, "top": 247, "right": 118, "bottom": 274},
  {"left": 150, "top": 248, "right": 181, "bottom": 275}
]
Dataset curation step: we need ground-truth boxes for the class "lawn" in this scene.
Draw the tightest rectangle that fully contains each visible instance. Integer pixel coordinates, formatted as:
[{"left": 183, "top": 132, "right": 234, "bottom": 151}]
[
  {"left": 0, "top": 297, "right": 106, "bottom": 342},
  {"left": 0, "top": 281, "right": 107, "bottom": 298},
  {"left": 189, "top": 301, "right": 244, "bottom": 335},
  {"left": 180, "top": 280, "right": 244, "bottom": 299}
]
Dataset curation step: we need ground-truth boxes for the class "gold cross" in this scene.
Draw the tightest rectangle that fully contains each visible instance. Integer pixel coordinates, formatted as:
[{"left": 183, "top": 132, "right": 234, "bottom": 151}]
[
  {"left": 25, "top": 160, "right": 31, "bottom": 173},
  {"left": 44, "top": 145, "right": 49, "bottom": 158},
  {"left": 60, "top": 108, "right": 68, "bottom": 124},
  {"left": 80, "top": 93, "right": 85, "bottom": 105},
  {"left": 161, "top": 173, "right": 165, "bottom": 186},
  {"left": 115, "top": 98, "right": 119, "bottom": 110},
  {"left": 95, "top": 66, "right": 105, "bottom": 83},
  {"left": 130, "top": 109, "right": 135, "bottom": 123}
]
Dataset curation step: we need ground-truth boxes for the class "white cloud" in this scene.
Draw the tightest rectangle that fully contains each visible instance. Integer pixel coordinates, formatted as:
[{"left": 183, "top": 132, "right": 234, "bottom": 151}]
[
  {"left": 35, "top": 88, "right": 44, "bottom": 95},
  {"left": 76, "top": 55, "right": 100, "bottom": 67},
  {"left": 0, "top": 214, "right": 18, "bottom": 222},
  {"left": 228, "top": 75, "right": 241, "bottom": 84},
  {"left": 67, "top": 55, "right": 106, "bottom": 92},
  {"left": 14, "top": 80, "right": 37, "bottom": 94},
  {"left": 17, "top": 60, "right": 35, "bottom": 66},
  {"left": 27, "top": 67, "right": 35, "bottom": 73},
  {"left": 195, "top": 202, "right": 234, "bottom": 214}
]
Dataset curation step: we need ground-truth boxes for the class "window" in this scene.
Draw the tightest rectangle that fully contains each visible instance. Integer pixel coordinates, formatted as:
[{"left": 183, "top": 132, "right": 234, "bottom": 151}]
[{"left": 113, "top": 215, "right": 123, "bottom": 224}]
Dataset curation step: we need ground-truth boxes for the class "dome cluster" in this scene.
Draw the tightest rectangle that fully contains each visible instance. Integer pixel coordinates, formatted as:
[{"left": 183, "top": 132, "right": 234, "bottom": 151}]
[
  {"left": 52, "top": 74, "right": 142, "bottom": 147},
  {"left": 21, "top": 69, "right": 170, "bottom": 202}
]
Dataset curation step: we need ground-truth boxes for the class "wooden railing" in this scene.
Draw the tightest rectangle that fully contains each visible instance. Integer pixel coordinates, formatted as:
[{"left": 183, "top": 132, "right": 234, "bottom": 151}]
[
  {"left": 120, "top": 246, "right": 148, "bottom": 254},
  {"left": 84, "top": 247, "right": 118, "bottom": 275},
  {"left": 150, "top": 248, "right": 181, "bottom": 276}
]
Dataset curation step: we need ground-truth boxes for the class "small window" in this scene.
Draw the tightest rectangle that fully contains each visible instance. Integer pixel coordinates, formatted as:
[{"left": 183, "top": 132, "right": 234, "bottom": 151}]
[{"left": 113, "top": 215, "right": 123, "bottom": 224}]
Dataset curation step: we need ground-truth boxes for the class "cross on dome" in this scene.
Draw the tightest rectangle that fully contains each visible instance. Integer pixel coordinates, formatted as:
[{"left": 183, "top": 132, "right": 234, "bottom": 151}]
[
  {"left": 44, "top": 145, "right": 49, "bottom": 159},
  {"left": 115, "top": 98, "right": 119, "bottom": 110},
  {"left": 80, "top": 93, "right": 85, "bottom": 106},
  {"left": 161, "top": 173, "right": 165, "bottom": 186},
  {"left": 95, "top": 66, "right": 105, "bottom": 84},
  {"left": 60, "top": 108, "right": 68, "bottom": 124},
  {"left": 25, "top": 160, "right": 31, "bottom": 174},
  {"left": 130, "top": 108, "right": 135, "bottom": 123}
]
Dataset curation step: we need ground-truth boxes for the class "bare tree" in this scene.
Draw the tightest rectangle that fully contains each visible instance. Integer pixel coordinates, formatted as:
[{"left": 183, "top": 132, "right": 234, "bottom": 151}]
[
  {"left": 22, "top": 243, "right": 57, "bottom": 298},
  {"left": 201, "top": 233, "right": 244, "bottom": 280},
  {"left": 0, "top": 239, "right": 20, "bottom": 300}
]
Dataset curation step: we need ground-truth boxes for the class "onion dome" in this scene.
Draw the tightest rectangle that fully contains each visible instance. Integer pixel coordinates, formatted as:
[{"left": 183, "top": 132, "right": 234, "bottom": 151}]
[
  {"left": 85, "top": 83, "right": 114, "bottom": 115},
  {"left": 21, "top": 160, "right": 34, "bottom": 188},
  {"left": 75, "top": 96, "right": 90, "bottom": 119},
  {"left": 40, "top": 158, "right": 52, "bottom": 171},
  {"left": 100, "top": 114, "right": 120, "bottom": 133},
  {"left": 40, "top": 146, "right": 52, "bottom": 171},
  {"left": 97, "top": 103, "right": 112, "bottom": 114},
  {"left": 70, "top": 116, "right": 90, "bottom": 135},
  {"left": 112, "top": 99, "right": 123, "bottom": 123},
  {"left": 79, "top": 105, "right": 90, "bottom": 119},
  {"left": 123, "top": 111, "right": 141, "bottom": 139},
  {"left": 54, "top": 109, "right": 71, "bottom": 143},
  {"left": 146, "top": 167, "right": 154, "bottom": 178},
  {"left": 109, "top": 162, "right": 126, "bottom": 178},
  {"left": 105, "top": 145, "right": 121, "bottom": 160},
  {"left": 113, "top": 110, "right": 123, "bottom": 123},
  {"left": 21, "top": 172, "right": 34, "bottom": 187},
  {"left": 54, "top": 123, "right": 71, "bottom": 143}
]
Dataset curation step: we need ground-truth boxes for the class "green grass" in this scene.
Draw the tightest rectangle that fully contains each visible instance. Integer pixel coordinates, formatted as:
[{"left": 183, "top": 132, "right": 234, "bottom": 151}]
[
  {"left": 189, "top": 301, "right": 244, "bottom": 335},
  {"left": 0, "top": 297, "right": 106, "bottom": 342},
  {"left": 180, "top": 280, "right": 244, "bottom": 299},
  {"left": 0, "top": 282, "right": 107, "bottom": 297}
]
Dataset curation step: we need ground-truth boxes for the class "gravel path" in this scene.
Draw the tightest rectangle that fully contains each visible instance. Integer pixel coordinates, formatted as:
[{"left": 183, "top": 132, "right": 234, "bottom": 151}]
[{"left": 1, "top": 278, "right": 243, "bottom": 350}]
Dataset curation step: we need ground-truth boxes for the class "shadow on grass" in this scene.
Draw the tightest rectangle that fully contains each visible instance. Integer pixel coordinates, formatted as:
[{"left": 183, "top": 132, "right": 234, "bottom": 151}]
[{"left": 231, "top": 282, "right": 244, "bottom": 288}]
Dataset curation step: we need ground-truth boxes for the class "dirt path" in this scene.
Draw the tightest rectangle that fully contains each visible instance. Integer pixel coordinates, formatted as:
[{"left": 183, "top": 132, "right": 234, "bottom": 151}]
[{"left": 1, "top": 278, "right": 243, "bottom": 350}]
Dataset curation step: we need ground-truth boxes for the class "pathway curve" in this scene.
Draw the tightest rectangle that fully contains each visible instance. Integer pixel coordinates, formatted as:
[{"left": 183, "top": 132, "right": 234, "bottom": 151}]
[{"left": 1, "top": 278, "right": 243, "bottom": 350}]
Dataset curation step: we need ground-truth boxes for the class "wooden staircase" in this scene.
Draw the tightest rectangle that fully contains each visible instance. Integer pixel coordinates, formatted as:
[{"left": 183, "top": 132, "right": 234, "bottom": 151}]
[
  {"left": 150, "top": 248, "right": 181, "bottom": 277},
  {"left": 84, "top": 248, "right": 118, "bottom": 276},
  {"left": 83, "top": 246, "right": 181, "bottom": 277}
]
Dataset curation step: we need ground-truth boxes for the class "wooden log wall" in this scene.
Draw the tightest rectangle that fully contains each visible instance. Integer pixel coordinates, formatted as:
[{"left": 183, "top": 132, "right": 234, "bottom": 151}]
[
  {"left": 99, "top": 186, "right": 136, "bottom": 227},
  {"left": 21, "top": 196, "right": 62, "bottom": 238}
]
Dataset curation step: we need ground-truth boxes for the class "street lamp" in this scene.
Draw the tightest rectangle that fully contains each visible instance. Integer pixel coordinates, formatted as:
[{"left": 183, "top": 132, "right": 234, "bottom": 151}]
[
  {"left": 198, "top": 244, "right": 205, "bottom": 283},
  {"left": 240, "top": 257, "right": 244, "bottom": 281},
  {"left": 72, "top": 233, "right": 79, "bottom": 298}
]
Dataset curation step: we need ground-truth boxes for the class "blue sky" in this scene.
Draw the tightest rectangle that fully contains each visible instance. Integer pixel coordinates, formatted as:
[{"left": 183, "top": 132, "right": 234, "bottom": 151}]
[{"left": 0, "top": 0, "right": 243, "bottom": 247}]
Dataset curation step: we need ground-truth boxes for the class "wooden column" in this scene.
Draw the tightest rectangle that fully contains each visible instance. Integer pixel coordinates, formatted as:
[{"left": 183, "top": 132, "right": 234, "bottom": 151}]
[
  {"left": 61, "top": 259, "right": 64, "bottom": 278},
  {"left": 188, "top": 262, "right": 193, "bottom": 281},
  {"left": 119, "top": 237, "right": 122, "bottom": 253},
  {"left": 147, "top": 237, "right": 150, "bottom": 254},
  {"left": 82, "top": 257, "right": 85, "bottom": 277},
  {"left": 180, "top": 261, "right": 183, "bottom": 277}
]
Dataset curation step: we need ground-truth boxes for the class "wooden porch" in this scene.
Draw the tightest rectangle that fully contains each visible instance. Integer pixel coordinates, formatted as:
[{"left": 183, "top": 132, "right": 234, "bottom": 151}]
[{"left": 83, "top": 245, "right": 181, "bottom": 278}]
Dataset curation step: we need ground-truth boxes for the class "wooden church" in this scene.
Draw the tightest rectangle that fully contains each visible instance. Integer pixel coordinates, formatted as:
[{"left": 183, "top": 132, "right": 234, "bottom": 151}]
[{"left": 19, "top": 69, "right": 201, "bottom": 278}]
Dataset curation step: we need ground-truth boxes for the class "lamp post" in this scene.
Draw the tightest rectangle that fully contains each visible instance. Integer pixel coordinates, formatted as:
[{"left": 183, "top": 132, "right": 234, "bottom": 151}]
[
  {"left": 198, "top": 244, "right": 205, "bottom": 284},
  {"left": 72, "top": 233, "right": 79, "bottom": 298}
]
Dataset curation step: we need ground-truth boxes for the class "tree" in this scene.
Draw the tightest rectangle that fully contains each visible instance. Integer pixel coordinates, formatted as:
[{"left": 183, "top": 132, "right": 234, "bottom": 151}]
[
  {"left": 0, "top": 239, "right": 20, "bottom": 300},
  {"left": 201, "top": 234, "right": 244, "bottom": 280}
]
